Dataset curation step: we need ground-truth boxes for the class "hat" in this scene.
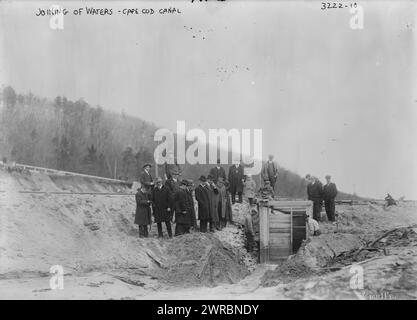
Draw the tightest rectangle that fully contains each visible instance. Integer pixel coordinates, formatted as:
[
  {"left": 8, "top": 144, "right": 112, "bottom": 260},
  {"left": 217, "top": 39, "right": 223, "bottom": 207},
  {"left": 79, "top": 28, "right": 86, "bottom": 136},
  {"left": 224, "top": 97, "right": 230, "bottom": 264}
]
[
  {"left": 143, "top": 163, "right": 152, "bottom": 169},
  {"left": 185, "top": 179, "right": 194, "bottom": 186},
  {"left": 155, "top": 177, "right": 163, "bottom": 183},
  {"left": 305, "top": 174, "right": 311, "bottom": 179},
  {"left": 264, "top": 181, "right": 271, "bottom": 185},
  {"left": 207, "top": 174, "right": 214, "bottom": 180},
  {"left": 199, "top": 175, "right": 207, "bottom": 182}
]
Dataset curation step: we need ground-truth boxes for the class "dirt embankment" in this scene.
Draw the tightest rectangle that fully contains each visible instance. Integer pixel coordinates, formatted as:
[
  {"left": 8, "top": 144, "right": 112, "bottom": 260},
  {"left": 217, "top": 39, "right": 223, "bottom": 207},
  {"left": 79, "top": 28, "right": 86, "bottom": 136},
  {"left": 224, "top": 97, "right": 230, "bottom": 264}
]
[
  {"left": 0, "top": 169, "right": 252, "bottom": 290},
  {"left": 261, "top": 201, "right": 417, "bottom": 299}
]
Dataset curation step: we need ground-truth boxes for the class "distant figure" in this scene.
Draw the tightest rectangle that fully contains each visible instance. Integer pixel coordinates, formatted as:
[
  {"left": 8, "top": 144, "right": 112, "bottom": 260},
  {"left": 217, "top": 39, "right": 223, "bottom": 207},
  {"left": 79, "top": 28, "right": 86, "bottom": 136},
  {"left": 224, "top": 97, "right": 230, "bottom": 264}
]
[
  {"left": 135, "top": 186, "right": 152, "bottom": 238},
  {"left": 385, "top": 193, "right": 397, "bottom": 207},
  {"left": 306, "top": 174, "right": 323, "bottom": 222},
  {"left": 262, "top": 155, "right": 278, "bottom": 191},
  {"left": 244, "top": 175, "right": 257, "bottom": 205},
  {"left": 244, "top": 207, "right": 260, "bottom": 253},
  {"left": 195, "top": 176, "right": 211, "bottom": 232},
  {"left": 174, "top": 180, "right": 193, "bottom": 236},
  {"left": 139, "top": 163, "right": 154, "bottom": 190},
  {"left": 228, "top": 161, "right": 244, "bottom": 204},
  {"left": 152, "top": 177, "right": 172, "bottom": 238},
  {"left": 323, "top": 175, "right": 338, "bottom": 222},
  {"left": 209, "top": 159, "right": 227, "bottom": 183}
]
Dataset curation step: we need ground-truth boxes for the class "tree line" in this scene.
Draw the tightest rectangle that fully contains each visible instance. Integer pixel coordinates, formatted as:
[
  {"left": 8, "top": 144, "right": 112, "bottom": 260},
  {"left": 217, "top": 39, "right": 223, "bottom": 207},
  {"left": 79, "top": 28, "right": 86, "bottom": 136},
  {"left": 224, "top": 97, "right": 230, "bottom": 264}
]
[
  {"left": 0, "top": 85, "right": 359, "bottom": 200},
  {"left": 0, "top": 86, "right": 156, "bottom": 180}
]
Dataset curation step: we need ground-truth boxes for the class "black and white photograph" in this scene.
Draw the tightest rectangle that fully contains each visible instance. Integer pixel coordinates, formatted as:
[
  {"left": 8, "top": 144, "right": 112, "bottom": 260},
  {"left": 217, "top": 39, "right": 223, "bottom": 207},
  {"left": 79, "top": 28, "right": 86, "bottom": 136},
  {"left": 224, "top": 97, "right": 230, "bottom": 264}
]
[{"left": 0, "top": 0, "right": 416, "bottom": 303}]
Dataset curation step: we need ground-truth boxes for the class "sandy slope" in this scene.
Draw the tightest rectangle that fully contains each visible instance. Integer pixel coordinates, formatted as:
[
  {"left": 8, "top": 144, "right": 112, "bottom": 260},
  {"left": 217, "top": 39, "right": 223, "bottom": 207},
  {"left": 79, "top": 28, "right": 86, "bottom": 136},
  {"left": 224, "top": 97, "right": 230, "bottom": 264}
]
[{"left": 0, "top": 169, "right": 416, "bottom": 299}]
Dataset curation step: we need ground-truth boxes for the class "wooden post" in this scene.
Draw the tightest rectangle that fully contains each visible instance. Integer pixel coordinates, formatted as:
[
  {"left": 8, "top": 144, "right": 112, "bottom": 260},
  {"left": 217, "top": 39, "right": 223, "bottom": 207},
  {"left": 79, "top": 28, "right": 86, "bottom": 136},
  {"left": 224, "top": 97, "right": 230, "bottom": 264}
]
[{"left": 259, "top": 205, "right": 270, "bottom": 264}]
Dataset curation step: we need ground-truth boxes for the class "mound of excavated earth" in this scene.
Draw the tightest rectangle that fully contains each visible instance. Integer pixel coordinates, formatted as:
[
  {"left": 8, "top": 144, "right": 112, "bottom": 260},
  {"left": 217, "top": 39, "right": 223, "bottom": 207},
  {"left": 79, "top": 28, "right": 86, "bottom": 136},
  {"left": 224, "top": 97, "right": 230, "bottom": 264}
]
[{"left": 148, "top": 233, "right": 249, "bottom": 287}]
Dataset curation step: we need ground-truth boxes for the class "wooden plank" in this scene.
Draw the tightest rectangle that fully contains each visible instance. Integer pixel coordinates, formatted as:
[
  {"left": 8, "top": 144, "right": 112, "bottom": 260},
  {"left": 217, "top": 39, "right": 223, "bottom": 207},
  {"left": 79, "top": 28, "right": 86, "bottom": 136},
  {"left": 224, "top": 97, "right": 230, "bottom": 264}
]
[
  {"left": 267, "top": 200, "right": 313, "bottom": 207},
  {"left": 269, "top": 228, "right": 290, "bottom": 234},
  {"left": 269, "top": 214, "right": 290, "bottom": 220},
  {"left": 269, "top": 240, "right": 290, "bottom": 247},
  {"left": 269, "top": 220, "right": 290, "bottom": 227},
  {"left": 269, "top": 235, "right": 290, "bottom": 242},
  {"left": 269, "top": 247, "right": 291, "bottom": 259}
]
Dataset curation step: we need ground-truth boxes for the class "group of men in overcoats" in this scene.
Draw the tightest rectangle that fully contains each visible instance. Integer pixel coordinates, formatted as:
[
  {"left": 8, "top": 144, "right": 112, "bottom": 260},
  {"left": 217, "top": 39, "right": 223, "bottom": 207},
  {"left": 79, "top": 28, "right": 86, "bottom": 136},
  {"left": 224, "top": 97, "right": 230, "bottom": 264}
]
[
  {"left": 306, "top": 174, "right": 338, "bottom": 223},
  {"left": 135, "top": 159, "right": 244, "bottom": 238}
]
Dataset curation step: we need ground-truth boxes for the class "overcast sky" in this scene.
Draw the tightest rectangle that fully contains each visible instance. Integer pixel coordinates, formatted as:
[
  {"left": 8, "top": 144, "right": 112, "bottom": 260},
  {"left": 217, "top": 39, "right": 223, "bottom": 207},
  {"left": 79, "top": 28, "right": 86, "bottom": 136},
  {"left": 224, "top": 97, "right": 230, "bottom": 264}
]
[{"left": 1, "top": 1, "right": 416, "bottom": 199}]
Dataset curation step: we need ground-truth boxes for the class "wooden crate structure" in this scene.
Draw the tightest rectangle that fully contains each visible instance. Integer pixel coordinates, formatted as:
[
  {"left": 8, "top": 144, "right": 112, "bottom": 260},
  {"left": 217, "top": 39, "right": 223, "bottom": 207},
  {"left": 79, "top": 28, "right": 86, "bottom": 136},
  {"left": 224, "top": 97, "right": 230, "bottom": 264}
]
[{"left": 259, "top": 200, "right": 312, "bottom": 263}]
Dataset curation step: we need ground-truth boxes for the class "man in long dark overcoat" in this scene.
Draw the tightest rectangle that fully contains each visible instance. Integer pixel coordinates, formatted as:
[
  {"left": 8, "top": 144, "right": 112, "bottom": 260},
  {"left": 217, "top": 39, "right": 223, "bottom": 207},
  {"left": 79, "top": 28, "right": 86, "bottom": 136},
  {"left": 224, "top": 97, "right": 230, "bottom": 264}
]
[
  {"left": 207, "top": 174, "right": 219, "bottom": 231},
  {"left": 323, "top": 175, "right": 338, "bottom": 222},
  {"left": 152, "top": 177, "right": 172, "bottom": 238},
  {"left": 184, "top": 179, "right": 197, "bottom": 229},
  {"left": 195, "top": 176, "right": 211, "bottom": 233},
  {"left": 306, "top": 175, "right": 324, "bottom": 222},
  {"left": 174, "top": 181, "right": 193, "bottom": 236},
  {"left": 228, "top": 162, "right": 244, "bottom": 204},
  {"left": 135, "top": 186, "right": 152, "bottom": 238}
]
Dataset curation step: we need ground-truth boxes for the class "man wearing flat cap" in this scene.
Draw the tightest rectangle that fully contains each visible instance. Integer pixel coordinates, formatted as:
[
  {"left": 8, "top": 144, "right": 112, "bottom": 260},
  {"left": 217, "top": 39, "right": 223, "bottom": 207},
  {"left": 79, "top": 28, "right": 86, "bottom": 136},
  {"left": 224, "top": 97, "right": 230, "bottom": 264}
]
[
  {"left": 323, "top": 175, "right": 338, "bottom": 222},
  {"left": 139, "top": 163, "right": 154, "bottom": 191}
]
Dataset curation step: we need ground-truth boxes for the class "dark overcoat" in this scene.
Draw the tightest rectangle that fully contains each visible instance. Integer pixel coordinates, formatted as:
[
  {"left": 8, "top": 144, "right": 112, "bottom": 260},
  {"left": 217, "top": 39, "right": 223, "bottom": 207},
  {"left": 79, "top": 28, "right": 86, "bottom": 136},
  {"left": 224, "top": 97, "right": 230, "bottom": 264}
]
[
  {"left": 209, "top": 166, "right": 226, "bottom": 183},
  {"left": 186, "top": 189, "right": 197, "bottom": 227},
  {"left": 135, "top": 190, "right": 152, "bottom": 226},
  {"left": 195, "top": 184, "right": 210, "bottom": 221},
  {"left": 174, "top": 188, "right": 192, "bottom": 225},
  {"left": 152, "top": 185, "right": 172, "bottom": 223},
  {"left": 323, "top": 182, "right": 338, "bottom": 201},
  {"left": 165, "top": 178, "right": 181, "bottom": 209},
  {"left": 207, "top": 183, "right": 219, "bottom": 223},
  {"left": 225, "top": 189, "right": 233, "bottom": 222},
  {"left": 139, "top": 170, "right": 153, "bottom": 188},
  {"left": 307, "top": 181, "right": 323, "bottom": 201},
  {"left": 228, "top": 165, "right": 244, "bottom": 193}
]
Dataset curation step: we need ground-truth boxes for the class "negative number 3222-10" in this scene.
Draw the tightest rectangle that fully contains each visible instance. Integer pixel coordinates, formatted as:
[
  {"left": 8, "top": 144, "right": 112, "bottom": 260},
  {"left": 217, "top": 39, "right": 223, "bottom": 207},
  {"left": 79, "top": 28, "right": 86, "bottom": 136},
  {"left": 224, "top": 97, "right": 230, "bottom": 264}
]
[{"left": 321, "top": 2, "right": 358, "bottom": 10}]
